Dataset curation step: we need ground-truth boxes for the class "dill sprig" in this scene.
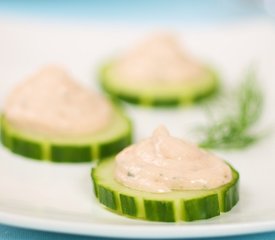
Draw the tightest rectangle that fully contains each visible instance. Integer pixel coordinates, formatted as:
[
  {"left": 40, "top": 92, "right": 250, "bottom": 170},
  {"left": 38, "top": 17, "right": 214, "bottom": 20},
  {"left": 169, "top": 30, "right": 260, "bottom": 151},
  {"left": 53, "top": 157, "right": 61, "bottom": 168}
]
[{"left": 198, "top": 69, "right": 264, "bottom": 150}]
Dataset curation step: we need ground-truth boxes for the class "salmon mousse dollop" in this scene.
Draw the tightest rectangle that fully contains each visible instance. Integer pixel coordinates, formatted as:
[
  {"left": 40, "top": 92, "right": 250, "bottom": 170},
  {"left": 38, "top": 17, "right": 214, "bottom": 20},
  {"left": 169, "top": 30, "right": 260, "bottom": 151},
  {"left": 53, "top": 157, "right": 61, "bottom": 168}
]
[
  {"left": 4, "top": 66, "right": 113, "bottom": 137},
  {"left": 115, "top": 126, "right": 232, "bottom": 193},
  {"left": 109, "top": 33, "right": 207, "bottom": 89}
]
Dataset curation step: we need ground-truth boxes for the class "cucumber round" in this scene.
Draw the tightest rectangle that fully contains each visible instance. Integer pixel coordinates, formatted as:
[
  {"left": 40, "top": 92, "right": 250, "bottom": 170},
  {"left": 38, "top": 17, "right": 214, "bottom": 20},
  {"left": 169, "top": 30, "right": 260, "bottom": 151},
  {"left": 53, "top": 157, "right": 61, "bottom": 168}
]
[
  {"left": 0, "top": 107, "right": 132, "bottom": 163},
  {"left": 99, "top": 63, "right": 219, "bottom": 107},
  {"left": 92, "top": 159, "right": 239, "bottom": 222}
]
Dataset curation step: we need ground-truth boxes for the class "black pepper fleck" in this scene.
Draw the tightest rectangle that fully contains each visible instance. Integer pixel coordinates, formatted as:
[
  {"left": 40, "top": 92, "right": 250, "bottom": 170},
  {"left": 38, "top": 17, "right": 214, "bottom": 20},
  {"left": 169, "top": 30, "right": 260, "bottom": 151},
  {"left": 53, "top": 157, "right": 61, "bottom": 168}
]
[{"left": 127, "top": 172, "right": 135, "bottom": 177}]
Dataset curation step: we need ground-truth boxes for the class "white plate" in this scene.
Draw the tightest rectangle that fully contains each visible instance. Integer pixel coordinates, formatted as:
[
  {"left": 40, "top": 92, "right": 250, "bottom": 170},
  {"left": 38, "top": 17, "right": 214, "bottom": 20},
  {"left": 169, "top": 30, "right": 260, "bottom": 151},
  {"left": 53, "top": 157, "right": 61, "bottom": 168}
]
[{"left": 0, "top": 17, "right": 275, "bottom": 239}]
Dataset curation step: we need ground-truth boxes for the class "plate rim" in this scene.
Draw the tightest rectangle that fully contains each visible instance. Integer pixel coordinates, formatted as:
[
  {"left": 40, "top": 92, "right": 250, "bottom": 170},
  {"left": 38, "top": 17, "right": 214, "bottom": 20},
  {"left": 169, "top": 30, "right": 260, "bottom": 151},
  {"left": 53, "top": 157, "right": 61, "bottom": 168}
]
[{"left": 1, "top": 210, "right": 275, "bottom": 239}]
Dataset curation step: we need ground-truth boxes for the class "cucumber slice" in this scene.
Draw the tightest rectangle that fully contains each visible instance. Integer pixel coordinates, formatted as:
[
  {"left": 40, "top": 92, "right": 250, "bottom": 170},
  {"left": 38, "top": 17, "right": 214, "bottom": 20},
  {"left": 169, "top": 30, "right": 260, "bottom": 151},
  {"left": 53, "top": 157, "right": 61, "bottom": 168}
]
[
  {"left": 99, "top": 63, "right": 219, "bottom": 107},
  {"left": 0, "top": 107, "right": 132, "bottom": 162},
  {"left": 92, "top": 159, "right": 239, "bottom": 222}
]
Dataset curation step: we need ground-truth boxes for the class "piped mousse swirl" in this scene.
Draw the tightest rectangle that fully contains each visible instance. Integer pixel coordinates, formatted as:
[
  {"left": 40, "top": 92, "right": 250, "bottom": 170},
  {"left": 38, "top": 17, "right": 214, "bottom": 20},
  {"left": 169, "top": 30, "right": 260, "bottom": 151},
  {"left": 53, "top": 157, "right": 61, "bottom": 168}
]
[{"left": 115, "top": 126, "right": 232, "bottom": 193}]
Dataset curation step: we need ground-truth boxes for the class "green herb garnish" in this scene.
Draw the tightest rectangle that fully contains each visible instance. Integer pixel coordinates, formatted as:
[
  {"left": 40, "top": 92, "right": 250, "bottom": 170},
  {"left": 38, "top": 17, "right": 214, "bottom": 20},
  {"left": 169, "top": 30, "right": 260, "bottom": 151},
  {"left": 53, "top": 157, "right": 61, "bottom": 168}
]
[{"left": 197, "top": 69, "right": 264, "bottom": 150}]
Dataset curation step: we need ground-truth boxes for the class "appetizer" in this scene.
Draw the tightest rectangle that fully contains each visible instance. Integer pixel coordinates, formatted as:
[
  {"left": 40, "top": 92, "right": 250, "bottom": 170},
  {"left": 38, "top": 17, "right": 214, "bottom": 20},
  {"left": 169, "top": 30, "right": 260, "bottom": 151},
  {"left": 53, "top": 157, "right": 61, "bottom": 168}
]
[
  {"left": 1, "top": 66, "right": 132, "bottom": 162},
  {"left": 99, "top": 34, "right": 218, "bottom": 107},
  {"left": 92, "top": 126, "right": 239, "bottom": 222}
]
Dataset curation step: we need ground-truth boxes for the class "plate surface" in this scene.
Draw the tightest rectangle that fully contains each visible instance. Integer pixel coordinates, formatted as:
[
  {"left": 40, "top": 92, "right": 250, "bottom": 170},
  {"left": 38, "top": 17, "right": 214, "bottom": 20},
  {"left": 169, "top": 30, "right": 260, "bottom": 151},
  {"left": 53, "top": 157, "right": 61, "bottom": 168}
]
[{"left": 0, "top": 18, "right": 275, "bottom": 239}]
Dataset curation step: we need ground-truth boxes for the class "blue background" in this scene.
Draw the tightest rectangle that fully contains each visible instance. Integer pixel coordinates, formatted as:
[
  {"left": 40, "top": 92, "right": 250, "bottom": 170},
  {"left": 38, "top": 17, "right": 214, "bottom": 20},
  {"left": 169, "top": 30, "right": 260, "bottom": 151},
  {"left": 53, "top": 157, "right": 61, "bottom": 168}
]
[
  {"left": 0, "top": 0, "right": 274, "bottom": 239},
  {"left": 0, "top": 0, "right": 270, "bottom": 24},
  {"left": 1, "top": 223, "right": 275, "bottom": 240}
]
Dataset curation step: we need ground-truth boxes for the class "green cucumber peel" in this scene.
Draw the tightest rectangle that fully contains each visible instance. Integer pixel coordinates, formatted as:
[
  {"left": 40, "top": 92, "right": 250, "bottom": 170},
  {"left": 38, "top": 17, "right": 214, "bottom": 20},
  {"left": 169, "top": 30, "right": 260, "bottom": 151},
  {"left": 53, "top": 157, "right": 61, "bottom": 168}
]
[
  {"left": 99, "top": 62, "right": 219, "bottom": 107},
  {"left": 92, "top": 158, "right": 239, "bottom": 222},
  {"left": 0, "top": 107, "right": 132, "bottom": 163}
]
